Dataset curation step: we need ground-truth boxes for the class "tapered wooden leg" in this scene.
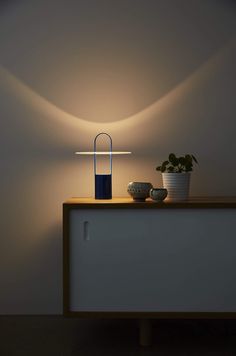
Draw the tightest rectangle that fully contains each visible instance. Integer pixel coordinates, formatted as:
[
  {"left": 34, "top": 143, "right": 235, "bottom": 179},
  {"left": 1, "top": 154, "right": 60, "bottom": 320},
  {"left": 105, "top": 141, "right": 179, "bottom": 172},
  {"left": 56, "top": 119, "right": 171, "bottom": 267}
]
[{"left": 139, "top": 319, "right": 152, "bottom": 346}]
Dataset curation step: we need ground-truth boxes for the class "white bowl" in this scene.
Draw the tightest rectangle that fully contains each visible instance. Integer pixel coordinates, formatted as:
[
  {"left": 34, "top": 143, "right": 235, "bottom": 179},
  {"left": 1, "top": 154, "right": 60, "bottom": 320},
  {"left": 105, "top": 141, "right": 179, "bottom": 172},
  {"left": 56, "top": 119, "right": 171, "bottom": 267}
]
[
  {"left": 127, "top": 182, "right": 153, "bottom": 202},
  {"left": 149, "top": 188, "right": 168, "bottom": 202}
]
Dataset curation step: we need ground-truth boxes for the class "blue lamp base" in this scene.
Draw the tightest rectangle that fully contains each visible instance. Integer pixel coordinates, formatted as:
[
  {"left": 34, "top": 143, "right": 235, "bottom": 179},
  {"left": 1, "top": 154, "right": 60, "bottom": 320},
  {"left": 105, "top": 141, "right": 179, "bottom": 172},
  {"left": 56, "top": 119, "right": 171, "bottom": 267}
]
[{"left": 95, "top": 174, "right": 112, "bottom": 199}]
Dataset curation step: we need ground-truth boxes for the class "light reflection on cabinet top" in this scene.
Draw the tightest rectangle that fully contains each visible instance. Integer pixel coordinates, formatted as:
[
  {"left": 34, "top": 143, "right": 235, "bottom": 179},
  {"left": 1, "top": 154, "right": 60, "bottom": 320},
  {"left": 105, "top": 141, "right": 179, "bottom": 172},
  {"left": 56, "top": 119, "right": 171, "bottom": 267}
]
[{"left": 63, "top": 197, "right": 236, "bottom": 209}]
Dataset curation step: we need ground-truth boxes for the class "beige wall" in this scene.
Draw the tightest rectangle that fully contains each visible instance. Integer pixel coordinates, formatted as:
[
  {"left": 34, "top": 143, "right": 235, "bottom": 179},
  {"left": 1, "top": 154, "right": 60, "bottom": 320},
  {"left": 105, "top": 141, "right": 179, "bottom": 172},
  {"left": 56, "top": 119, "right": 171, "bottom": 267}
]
[{"left": 0, "top": 0, "right": 236, "bottom": 313}]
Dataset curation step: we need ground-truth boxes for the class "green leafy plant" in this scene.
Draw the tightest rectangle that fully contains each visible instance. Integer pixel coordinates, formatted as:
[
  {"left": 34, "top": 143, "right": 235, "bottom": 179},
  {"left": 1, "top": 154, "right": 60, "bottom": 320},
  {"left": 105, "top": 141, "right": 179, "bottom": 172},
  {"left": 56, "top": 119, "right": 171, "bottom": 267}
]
[{"left": 156, "top": 153, "right": 198, "bottom": 173}]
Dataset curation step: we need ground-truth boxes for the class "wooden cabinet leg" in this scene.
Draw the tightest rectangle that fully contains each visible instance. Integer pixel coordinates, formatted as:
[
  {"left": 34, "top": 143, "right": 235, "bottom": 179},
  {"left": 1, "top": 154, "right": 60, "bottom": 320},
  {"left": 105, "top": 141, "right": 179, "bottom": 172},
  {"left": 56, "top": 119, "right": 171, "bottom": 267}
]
[{"left": 139, "top": 319, "right": 152, "bottom": 346}]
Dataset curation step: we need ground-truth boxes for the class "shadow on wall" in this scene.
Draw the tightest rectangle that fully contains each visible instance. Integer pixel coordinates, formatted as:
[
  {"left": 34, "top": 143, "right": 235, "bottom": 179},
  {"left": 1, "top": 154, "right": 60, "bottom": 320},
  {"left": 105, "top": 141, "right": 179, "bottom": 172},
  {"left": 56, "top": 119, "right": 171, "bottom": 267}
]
[
  {"left": 0, "top": 0, "right": 18, "bottom": 10},
  {"left": 0, "top": 222, "right": 62, "bottom": 314},
  {"left": 0, "top": 36, "right": 235, "bottom": 132},
  {"left": 0, "top": 0, "right": 236, "bottom": 123}
]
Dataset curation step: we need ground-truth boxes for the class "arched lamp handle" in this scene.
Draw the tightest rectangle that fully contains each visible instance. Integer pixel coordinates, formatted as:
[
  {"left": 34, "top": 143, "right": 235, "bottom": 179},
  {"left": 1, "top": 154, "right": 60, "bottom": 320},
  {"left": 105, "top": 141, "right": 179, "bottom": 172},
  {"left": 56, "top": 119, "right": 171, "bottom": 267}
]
[{"left": 94, "top": 132, "right": 112, "bottom": 175}]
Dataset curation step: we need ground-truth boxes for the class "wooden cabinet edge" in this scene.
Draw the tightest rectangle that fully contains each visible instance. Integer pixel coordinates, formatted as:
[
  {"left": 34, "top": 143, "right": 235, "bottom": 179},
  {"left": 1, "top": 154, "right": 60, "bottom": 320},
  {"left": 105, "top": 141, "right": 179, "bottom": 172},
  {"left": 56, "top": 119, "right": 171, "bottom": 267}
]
[
  {"left": 63, "top": 204, "right": 70, "bottom": 316},
  {"left": 63, "top": 311, "right": 236, "bottom": 319},
  {"left": 63, "top": 197, "right": 236, "bottom": 209}
]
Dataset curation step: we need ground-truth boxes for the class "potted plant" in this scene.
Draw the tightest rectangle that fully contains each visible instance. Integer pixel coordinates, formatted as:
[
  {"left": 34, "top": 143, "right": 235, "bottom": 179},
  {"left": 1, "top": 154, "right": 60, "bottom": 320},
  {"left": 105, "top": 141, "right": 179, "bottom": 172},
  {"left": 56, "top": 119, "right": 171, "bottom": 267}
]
[{"left": 156, "top": 153, "right": 198, "bottom": 201}]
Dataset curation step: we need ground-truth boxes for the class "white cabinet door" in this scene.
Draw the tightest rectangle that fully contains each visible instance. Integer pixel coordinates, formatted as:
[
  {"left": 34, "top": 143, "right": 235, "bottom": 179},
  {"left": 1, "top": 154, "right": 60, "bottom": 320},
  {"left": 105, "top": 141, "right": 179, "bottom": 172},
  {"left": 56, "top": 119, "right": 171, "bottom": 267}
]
[{"left": 69, "top": 209, "right": 236, "bottom": 312}]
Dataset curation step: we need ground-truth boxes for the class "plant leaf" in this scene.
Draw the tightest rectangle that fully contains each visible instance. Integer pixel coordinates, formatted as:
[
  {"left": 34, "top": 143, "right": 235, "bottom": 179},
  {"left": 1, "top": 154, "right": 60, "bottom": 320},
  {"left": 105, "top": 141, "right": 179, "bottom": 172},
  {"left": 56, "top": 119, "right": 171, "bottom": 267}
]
[
  {"left": 156, "top": 166, "right": 161, "bottom": 171},
  {"left": 185, "top": 154, "right": 192, "bottom": 163},
  {"left": 179, "top": 157, "right": 186, "bottom": 165},
  {"left": 185, "top": 162, "right": 193, "bottom": 172},
  {"left": 169, "top": 153, "right": 178, "bottom": 166}
]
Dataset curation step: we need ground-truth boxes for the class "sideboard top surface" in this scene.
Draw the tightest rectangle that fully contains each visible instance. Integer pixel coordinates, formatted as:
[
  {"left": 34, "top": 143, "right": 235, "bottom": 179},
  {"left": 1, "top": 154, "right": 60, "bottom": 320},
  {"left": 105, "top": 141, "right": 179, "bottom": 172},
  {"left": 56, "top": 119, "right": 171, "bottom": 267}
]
[{"left": 63, "top": 197, "right": 236, "bottom": 209}]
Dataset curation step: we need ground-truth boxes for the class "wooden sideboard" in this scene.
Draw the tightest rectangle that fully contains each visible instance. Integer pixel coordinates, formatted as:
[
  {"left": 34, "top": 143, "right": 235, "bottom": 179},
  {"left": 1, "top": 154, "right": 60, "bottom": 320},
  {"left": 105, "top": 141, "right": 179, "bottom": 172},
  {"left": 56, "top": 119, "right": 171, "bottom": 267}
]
[{"left": 63, "top": 197, "right": 236, "bottom": 319}]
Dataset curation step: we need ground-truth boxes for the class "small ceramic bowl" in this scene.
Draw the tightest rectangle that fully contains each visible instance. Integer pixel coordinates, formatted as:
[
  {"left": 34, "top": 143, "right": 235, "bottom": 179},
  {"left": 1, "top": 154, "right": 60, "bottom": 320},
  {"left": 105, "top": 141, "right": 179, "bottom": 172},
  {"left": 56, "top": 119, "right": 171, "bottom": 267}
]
[
  {"left": 149, "top": 188, "right": 168, "bottom": 202},
  {"left": 127, "top": 182, "right": 153, "bottom": 202}
]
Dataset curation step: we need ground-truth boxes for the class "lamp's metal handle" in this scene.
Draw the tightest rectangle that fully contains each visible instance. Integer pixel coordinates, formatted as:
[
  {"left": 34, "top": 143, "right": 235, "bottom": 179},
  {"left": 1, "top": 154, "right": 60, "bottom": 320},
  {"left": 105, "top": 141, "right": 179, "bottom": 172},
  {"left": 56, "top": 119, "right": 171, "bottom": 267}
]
[{"left": 94, "top": 132, "right": 112, "bottom": 175}]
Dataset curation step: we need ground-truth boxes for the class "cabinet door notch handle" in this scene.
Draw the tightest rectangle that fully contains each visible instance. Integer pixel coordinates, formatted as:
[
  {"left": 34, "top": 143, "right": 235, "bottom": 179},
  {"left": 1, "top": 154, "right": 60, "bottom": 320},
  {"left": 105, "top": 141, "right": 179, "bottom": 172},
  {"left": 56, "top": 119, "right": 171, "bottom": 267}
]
[{"left": 83, "top": 221, "right": 90, "bottom": 241}]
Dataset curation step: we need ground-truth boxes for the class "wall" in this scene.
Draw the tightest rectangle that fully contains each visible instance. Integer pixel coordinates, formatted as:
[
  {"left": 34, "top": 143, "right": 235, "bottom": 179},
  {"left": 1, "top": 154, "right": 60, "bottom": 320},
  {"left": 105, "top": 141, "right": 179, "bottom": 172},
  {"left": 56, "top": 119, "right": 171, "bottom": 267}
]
[{"left": 0, "top": 0, "right": 235, "bottom": 314}]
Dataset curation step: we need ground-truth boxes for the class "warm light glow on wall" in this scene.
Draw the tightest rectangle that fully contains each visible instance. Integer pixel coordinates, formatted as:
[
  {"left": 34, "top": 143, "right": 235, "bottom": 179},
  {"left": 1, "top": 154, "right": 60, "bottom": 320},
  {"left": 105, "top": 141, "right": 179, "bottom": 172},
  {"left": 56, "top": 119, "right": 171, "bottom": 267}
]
[{"left": 0, "top": 38, "right": 234, "bottom": 138}]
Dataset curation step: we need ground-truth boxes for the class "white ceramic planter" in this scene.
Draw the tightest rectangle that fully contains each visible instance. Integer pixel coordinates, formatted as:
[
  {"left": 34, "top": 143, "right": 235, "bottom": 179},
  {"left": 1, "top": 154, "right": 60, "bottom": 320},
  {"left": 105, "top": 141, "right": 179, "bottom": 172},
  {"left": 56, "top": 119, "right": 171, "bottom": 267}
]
[{"left": 162, "top": 173, "right": 191, "bottom": 202}]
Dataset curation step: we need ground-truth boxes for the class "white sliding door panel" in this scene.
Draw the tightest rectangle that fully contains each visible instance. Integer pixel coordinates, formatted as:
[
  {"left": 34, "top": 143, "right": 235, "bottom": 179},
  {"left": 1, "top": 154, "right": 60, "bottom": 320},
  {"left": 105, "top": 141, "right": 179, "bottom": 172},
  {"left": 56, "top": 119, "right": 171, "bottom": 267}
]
[{"left": 69, "top": 209, "right": 236, "bottom": 312}]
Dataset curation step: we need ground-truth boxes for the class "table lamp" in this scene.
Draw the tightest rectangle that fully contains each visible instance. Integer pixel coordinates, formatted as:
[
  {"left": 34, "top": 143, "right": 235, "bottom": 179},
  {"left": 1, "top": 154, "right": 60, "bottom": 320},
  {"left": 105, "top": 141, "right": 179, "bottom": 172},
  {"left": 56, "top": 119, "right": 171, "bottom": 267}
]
[{"left": 75, "top": 132, "right": 131, "bottom": 199}]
